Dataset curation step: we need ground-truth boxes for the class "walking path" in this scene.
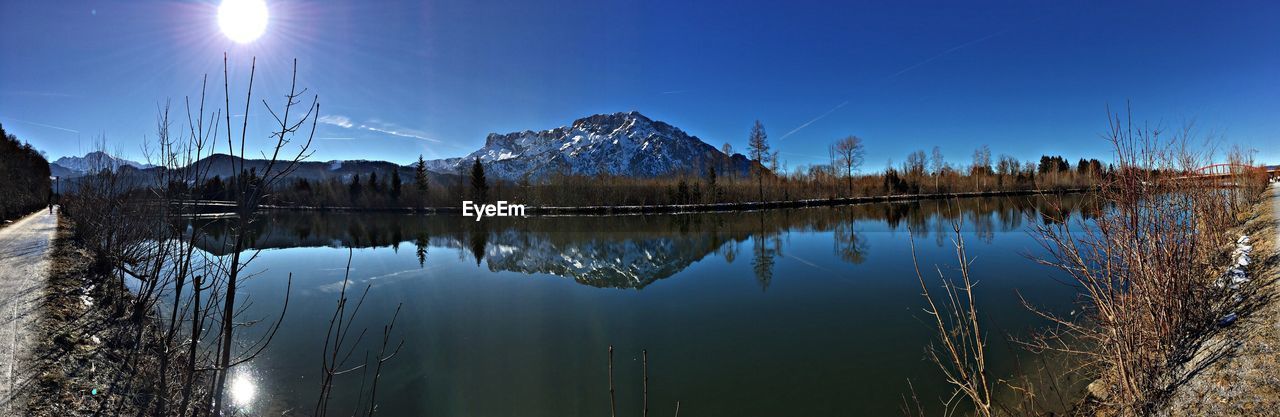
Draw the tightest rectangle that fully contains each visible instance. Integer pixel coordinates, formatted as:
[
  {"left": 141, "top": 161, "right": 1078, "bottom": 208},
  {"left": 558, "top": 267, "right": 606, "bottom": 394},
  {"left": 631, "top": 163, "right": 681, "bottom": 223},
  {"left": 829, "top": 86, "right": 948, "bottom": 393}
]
[{"left": 0, "top": 208, "right": 57, "bottom": 413}]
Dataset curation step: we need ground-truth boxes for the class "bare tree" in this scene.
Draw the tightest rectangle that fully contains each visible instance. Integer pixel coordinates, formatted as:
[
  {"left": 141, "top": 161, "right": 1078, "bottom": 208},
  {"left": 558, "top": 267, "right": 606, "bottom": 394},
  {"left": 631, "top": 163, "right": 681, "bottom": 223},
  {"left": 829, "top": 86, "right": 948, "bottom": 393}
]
[
  {"left": 209, "top": 55, "right": 319, "bottom": 414},
  {"left": 970, "top": 145, "right": 991, "bottom": 175},
  {"left": 930, "top": 146, "right": 945, "bottom": 192},
  {"left": 829, "top": 135, "right": 865, "bottom": 196},
  {"left": 995, "top": 154, "right": 1018, "bottom": 176},
  {"left": 905, "top": 150, "right": 927, "bottom": 177},
  {"left": 971, "top": 145, "right": 991, "bottom": 189},
  {"left": 747, "top": 120, "right": 771, "bottom": 201}
]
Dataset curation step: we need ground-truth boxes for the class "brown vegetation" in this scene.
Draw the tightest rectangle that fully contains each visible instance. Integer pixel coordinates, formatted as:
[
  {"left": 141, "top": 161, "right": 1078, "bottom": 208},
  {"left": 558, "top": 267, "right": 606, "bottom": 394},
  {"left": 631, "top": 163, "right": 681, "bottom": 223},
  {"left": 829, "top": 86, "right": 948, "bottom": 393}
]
[
  {"left": 256, "top": 154, "right": 1102, "bottom": 211},
  {"left": 1024, "top": 111, "right": 1268, "bottom": 415},
  {"left": 907, "top": 108, "right": 1270, "bottom": 417}
]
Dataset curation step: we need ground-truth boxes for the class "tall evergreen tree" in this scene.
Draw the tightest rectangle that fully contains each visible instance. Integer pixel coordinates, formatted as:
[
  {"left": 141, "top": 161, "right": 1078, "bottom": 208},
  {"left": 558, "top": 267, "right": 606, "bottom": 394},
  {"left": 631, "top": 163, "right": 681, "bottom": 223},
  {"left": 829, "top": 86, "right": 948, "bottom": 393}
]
[
  {"left": 414, "top": 155, "right": 428, "bottom": 207},
  {"left": 390, "top": 169, "right": 402, "bottom": 202},
  {"left": 349, "top": 173, "right": 363, "bottom": 203},
  {"left": 0, "top": 123, "right": 52, "bottom": 220},
  {"left": 707, "top": 165, "right": 718, "bottom": 202},
  {"left": 470, "top": 158, "right": 488, "bottom": 201}
]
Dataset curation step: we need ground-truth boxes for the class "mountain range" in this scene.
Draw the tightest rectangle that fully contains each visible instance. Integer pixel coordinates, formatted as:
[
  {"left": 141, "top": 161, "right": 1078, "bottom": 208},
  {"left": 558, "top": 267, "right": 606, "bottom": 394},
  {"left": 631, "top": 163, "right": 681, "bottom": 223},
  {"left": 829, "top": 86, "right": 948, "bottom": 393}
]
[
  {"left": 50, "top": 111, "right": 760, "bottom": 183},
  {"left": 51, "top": 151, "right": 153, "bottom": 178}
]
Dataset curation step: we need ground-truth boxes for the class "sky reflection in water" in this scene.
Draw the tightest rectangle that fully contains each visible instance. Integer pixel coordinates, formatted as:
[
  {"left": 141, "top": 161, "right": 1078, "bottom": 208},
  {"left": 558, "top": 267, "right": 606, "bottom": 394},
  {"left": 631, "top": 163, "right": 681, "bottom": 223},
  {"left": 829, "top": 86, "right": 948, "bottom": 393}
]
[{"left": 203, "top": 195, "right": 1099, "bottom": 416}]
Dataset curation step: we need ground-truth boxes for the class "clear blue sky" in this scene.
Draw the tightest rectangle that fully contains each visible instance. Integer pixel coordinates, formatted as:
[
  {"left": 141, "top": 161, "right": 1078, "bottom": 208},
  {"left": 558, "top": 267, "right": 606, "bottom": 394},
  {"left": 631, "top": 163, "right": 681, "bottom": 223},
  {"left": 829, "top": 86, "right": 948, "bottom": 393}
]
[{"left": 2, "top": 0, "right": 1277, "bottom": 168}]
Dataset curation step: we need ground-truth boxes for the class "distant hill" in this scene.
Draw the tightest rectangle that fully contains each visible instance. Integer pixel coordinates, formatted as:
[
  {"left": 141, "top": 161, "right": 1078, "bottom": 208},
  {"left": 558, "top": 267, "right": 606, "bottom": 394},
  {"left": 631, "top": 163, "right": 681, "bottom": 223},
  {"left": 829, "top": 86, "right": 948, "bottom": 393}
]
[
  {"left": 182, "top": 153, "right": 458, "bottom": 185},
  {"left": 423, "top": 111, "right": 758, "bottom": 181},
  {"left": 53, "top": 151, "right": 458, "bottom": 186}
]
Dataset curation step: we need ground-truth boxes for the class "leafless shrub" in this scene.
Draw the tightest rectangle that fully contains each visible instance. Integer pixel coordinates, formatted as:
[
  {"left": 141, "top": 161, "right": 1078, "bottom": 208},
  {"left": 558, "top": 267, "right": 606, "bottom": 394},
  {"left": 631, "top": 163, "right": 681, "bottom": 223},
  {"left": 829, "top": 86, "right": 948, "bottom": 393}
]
[
  {"left": 907, "top": 222, "right": 994, "bottom": 417},
  {"left": 1021, "top": 105, "right": 1268, "bottom": 415},
  {"left": 313, "top": 250, "right": 404, "bottom": 417}
]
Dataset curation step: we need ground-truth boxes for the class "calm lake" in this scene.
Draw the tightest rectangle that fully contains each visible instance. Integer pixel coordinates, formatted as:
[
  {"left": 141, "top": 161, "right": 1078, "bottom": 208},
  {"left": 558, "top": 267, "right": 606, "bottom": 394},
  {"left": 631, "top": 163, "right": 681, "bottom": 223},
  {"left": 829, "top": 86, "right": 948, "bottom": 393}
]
[{"left": 196, "top": 194, "right": 1097, "bottom": 416}]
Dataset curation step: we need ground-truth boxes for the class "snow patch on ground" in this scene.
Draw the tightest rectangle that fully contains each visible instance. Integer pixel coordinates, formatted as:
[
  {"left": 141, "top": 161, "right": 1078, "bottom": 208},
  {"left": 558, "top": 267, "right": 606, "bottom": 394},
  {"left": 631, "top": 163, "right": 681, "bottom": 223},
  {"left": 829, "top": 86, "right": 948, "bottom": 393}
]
[
  {"left": 1216, "top": 234, "right": 1254, "bottom": 326},
  {"left": 1219, "top": 235, "right": 1253, "bottom": 290}
]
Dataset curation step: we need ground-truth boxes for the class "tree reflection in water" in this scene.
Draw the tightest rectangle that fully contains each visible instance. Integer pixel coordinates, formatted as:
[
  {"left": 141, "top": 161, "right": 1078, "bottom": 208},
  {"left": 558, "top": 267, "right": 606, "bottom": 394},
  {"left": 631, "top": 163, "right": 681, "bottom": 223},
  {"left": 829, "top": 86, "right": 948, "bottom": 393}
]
[{"left": 187, "top": 194, "right": 1099, "bottom": 289}]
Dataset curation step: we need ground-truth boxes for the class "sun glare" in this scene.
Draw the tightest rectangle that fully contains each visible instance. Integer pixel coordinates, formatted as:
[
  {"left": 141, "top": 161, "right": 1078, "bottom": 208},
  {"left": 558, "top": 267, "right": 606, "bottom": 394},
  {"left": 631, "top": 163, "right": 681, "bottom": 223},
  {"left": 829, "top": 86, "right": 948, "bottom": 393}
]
[
  {"left": 217, "top": 0, "right": 268, "bottom": 44},
  {"left": 229, "top": 374, "right": 257, "bottom": 407}
]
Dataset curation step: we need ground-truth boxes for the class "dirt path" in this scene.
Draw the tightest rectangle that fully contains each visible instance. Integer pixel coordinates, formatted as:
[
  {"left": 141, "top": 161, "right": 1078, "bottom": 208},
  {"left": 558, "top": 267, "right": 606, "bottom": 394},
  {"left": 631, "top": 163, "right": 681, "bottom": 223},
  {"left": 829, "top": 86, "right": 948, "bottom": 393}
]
[{"left": 0, "top": 207, "right": 57, "bottom": 413}]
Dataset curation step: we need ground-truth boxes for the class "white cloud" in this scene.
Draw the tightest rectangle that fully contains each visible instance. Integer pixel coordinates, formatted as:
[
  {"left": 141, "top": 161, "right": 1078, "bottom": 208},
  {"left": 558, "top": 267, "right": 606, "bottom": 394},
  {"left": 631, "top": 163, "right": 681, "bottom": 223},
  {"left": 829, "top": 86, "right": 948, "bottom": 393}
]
[{"left": 318, "top": 115, "right": 354, "bottom": 128}]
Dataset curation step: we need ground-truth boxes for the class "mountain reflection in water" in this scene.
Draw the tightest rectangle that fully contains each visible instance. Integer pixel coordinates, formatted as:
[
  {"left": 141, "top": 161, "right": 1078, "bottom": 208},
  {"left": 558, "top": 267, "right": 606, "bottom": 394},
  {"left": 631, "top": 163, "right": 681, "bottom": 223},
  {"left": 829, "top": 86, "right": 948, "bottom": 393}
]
[{"left": 189, "top": 194, "right": 1099, "bottom": 289}]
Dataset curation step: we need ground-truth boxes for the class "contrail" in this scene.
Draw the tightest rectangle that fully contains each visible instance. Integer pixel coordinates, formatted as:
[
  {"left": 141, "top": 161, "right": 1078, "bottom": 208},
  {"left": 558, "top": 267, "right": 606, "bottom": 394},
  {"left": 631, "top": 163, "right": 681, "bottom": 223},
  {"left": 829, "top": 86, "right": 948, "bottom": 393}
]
[
  {"left": 778, "top": 100, "right": 849, "bottom": 140},
  {"left": 885, "top": 26, "right": 1014, "bottom": 81},
  {"left": 10, "top": 118, "right": 79, "bottom": 134},
  {"left": 778, "top": 25, "right": 1017, "bottom": 141}
]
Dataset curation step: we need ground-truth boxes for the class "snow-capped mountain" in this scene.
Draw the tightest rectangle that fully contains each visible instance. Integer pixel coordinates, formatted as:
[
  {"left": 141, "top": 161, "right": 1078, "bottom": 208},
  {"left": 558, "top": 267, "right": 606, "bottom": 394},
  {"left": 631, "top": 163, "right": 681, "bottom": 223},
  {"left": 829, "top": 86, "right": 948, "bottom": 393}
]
[
  {"left": 52, "top": 151, "right": 151, "bottom": 177},
  {"left": 426, "top": 111, "right": 757, "bottom": 181},
  {"left": 480, "top": 228, "right": 723, "bottom": 288}
]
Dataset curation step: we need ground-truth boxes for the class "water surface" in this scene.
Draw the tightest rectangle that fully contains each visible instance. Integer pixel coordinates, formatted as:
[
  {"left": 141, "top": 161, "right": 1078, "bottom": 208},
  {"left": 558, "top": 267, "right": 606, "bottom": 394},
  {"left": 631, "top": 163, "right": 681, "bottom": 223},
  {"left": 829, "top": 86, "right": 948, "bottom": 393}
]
[{"left": 201, "top": 195, "right": 1096, "bottom": 416}]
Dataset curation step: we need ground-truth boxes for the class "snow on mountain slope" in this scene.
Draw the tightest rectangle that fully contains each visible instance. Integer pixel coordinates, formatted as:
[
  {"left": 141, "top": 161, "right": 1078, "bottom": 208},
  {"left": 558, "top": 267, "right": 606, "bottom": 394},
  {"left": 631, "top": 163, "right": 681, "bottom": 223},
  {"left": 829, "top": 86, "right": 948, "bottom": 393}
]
[
  {"left": 51, "top": 151, "right": 151, "bottom": 176},
  {"left": 427, "top": 111, "right": 756, "bottom": 181}
]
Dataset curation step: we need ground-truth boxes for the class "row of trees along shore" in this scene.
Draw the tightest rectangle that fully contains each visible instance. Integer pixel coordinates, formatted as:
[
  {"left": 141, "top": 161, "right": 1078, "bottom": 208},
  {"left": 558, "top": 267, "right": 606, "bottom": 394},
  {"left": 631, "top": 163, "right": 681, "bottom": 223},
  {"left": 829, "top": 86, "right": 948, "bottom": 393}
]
[
  {"left": 190, "top": 150, "right": 1101, "bottom": 210},
  {"left": 222, "top": 125, "right": 1109, "bottom": 209},
  {"left": 0, "top": 122, "right": 53, "bottom": 221}
]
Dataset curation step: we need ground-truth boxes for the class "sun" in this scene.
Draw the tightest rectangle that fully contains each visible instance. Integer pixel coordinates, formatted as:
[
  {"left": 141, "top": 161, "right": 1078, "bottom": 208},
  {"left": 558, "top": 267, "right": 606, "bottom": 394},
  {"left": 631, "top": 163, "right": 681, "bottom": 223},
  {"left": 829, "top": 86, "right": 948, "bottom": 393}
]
[{"left": 217, "top": 0, "right": 268, "bottom": 44}]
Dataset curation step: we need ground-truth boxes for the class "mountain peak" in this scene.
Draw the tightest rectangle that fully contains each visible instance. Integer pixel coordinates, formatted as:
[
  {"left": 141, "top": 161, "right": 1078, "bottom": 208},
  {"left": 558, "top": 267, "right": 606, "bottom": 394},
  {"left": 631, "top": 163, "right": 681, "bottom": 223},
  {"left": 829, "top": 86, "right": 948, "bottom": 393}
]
[
  {"left": 434, "top": 111, "right": 754, "bottom": 181},
  {"left": 52, "top": 151, "right": 151, "bottom": 177},
  {"left": 571, "top": 111, "right": 653, "bottom": 129}
]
